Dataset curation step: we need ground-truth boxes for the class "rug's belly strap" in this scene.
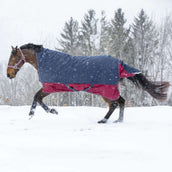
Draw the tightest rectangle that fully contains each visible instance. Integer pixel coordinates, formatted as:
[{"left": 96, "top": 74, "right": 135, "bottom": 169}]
[{"left": 64, "top": 83, "right": 93, "bottom": 92}]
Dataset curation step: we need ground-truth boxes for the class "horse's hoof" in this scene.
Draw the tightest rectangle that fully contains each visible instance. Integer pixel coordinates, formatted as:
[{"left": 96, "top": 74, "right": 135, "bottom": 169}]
[
  {"left": 29, "top": 111, "right": 34, "bottom": 116},
  {"left": 50, "top": 109, "right": 58, "bottom": 115},
  {"left": 28, "top": 111, "right": 35, "bottom": 120},
  {"left": 98, "top": 118, "right": 107, "bottom": 124}
]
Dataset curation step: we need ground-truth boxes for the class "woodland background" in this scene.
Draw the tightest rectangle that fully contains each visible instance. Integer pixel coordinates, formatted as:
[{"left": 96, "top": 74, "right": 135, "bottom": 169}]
[{"left": 0, "top": 9, "right": 172, "bottom": 106}]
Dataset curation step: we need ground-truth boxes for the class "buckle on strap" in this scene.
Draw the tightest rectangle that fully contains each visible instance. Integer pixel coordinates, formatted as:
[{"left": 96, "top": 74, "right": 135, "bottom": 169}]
[{"left": 64, "top": 83, "right": 93, "bottom": 92}]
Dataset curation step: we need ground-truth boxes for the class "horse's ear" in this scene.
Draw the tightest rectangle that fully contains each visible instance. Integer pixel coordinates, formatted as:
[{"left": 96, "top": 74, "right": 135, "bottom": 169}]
[
  {"left": 11, "top": 46, "right": 15, "bottom": 50},
  {"left": 11, "top": 46, "right": 18, "bottom": 55},
  {"left": 11, "top": 46, "right": 18, "bottom": 50}
]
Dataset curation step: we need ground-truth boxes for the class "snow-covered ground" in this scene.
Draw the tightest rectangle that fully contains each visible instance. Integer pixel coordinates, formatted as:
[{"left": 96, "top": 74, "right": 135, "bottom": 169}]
[{"left": 0, "top": 105, "right": 172, "bottom": 172}]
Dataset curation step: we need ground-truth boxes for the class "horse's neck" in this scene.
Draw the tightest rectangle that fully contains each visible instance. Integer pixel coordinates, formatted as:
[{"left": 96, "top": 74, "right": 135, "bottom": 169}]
[{"left": 24, "top": 49, "right": 38, "bottom": 70}]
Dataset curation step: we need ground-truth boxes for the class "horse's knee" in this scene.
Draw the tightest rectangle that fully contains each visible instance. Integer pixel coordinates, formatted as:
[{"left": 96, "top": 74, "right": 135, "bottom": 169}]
[
  {"left": 34, "top": 90, "right": 44, "bottom": 103},
  {"left": 34, "top": 89, "right": 49, "bottom": 104}
]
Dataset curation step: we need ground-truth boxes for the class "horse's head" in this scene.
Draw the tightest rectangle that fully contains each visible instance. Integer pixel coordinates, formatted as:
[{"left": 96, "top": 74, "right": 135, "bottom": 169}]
[{"left": 7, "top": 46, "right": 26, "bottom": 79}]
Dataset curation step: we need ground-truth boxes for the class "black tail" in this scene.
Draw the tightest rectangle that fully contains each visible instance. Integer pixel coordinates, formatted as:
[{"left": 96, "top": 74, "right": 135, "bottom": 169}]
[{"left": 128, "top": 73, "right": 170, "bottom": 101}]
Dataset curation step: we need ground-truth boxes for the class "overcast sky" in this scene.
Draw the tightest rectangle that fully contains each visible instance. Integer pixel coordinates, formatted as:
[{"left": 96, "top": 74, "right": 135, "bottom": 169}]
[{"left": 0, "top": 0, "right": 172, "bottom": 62}]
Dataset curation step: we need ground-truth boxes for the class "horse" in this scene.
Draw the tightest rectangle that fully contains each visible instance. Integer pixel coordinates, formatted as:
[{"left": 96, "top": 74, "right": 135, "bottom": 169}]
[{"left": 7, "top": 43, "right": 170, "bottom": 123}]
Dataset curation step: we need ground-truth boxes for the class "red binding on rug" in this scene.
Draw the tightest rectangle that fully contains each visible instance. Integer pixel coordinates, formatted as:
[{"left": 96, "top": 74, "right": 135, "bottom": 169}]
[{"left": 119, "top": 63, "right": 135, "bottom": 78}]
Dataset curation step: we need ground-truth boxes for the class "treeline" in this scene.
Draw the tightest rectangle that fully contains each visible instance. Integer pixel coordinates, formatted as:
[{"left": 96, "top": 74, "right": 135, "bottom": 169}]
[
  {"left": 56, "top": 9, "right": 172, "bottom": 106},
  {"left": 0, "top": 8, "right": 172, "bottom": 106}
]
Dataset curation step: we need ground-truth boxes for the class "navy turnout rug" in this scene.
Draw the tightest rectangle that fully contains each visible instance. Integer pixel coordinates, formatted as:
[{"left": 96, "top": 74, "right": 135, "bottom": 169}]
[{"left": 36, "top": 48, "right": 140, "bottom": 100}]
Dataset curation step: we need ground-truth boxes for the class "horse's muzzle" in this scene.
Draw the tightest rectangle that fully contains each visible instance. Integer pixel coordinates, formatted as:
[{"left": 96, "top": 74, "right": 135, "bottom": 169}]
[
  {"left": 7, "top": 73, "right": 15, "bottom": 79},
  {"left": 7, "top": 68, "right": 17, "bottom": 79}
]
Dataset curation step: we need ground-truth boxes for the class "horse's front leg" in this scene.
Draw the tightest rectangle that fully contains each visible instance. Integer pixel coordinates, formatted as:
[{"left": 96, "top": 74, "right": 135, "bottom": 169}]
[
  {"left": 29, "top": 88, "right": 58, "bottom": 118},
  {"left": 35, "top": 88, "right": 58, "bottom": 114},
  {"left": 29, "top": 99, "right": 38, "bottom": 117}
]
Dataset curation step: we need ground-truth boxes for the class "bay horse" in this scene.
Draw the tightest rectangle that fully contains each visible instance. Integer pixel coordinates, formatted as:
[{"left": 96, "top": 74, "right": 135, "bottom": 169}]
[{"left": 7, "top": 43, "right": 170, "bottom": 123}]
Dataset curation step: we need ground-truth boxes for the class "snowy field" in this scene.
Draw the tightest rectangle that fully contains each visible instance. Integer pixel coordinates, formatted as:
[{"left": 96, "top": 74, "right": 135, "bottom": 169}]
[{"left": 0, "top": 105, "right": 172, "bottom": 172}]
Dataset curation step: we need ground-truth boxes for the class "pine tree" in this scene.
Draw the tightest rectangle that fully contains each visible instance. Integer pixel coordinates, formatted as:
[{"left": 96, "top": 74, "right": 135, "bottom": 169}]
[
  {"left": 132, "top": 9, "right": 159, "bottom": 105},
  {"left": 132, "top": 9, "right": 159, "bottom": 77},
  {"left": 80, "top": 9, "right": 98, "bottom": 56},
  {"left": 57, "top": 17, "right": 79, "bottom": 55},
  {"left": 110, "top": 8, "right": 130, "bottom": 60},
  {"left": 108, "top": 9, "right": 130, "bottom": 103},
  {"left": 99, "top": 11, "right": 111, "bottom": 54}
]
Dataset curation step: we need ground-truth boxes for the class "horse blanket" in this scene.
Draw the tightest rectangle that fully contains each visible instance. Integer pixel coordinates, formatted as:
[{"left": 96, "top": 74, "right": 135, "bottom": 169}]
[{"left": 36, "top": 48, "right": 140, "bottom": 100}]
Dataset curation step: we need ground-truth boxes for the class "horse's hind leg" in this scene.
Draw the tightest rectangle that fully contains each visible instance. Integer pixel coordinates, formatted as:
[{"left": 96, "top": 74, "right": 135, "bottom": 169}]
[
  {"left": 98, "top": 97, "right": 118, "bottom": 123},
  {"left": 29, "top": 88, "right": 58, "bottom": 117},
  {"left": 98, "top": 96, "right": 125, "bottom": 123},
  {"left": 114, "top": 96, "right": 125, "bottom": 123}
]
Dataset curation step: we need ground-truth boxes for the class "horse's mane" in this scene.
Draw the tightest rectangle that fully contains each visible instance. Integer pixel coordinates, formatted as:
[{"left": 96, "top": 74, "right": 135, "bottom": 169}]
[{"left": 20, "top": 43, "right": 43, "bottom": 53}]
